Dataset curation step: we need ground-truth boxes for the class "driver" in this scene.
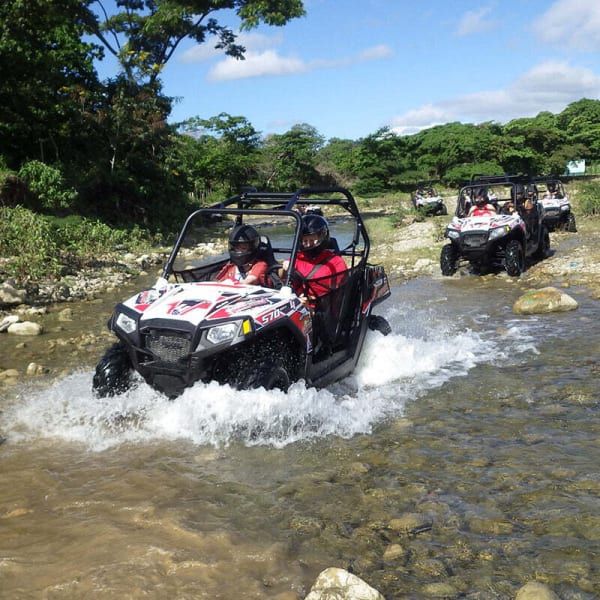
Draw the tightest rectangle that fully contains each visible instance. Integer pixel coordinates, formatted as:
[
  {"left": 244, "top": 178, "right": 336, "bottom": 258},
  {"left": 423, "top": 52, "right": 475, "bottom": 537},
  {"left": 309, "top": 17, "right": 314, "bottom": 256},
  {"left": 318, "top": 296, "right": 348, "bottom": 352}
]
[
  {"left": 215, "top": 224, "right": 269, "bottom": 286},
  {"left": 468, "top": 188, "right": 497, "bottom": 217},
  {"left": 282, "top": 215, "right": 347, "bottom": 308}
]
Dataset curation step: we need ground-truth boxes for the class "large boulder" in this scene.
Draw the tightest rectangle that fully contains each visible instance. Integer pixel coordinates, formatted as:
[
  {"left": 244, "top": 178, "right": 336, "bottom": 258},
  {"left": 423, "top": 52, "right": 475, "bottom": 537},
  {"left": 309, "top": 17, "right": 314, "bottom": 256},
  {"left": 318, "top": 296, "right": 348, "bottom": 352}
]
[
  {"left": 305, "top": 568, "right": 385, "bottom": 600},
  {"left": 513, "top": 287, "right": 578, "bottom": 315},
  {"left": 0, "top": 282, "right": 26, "bottom": 308},
  {"left": 7, "top": 321, "right": 43, "bottom": 336}
]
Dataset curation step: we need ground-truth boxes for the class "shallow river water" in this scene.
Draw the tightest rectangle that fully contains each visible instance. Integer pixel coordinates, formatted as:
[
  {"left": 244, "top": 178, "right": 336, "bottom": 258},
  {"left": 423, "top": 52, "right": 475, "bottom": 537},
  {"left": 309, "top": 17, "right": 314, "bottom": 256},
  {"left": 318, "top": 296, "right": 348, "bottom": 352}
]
[{"left": 1, "top": 273, "right": 599, "bottom": 599}]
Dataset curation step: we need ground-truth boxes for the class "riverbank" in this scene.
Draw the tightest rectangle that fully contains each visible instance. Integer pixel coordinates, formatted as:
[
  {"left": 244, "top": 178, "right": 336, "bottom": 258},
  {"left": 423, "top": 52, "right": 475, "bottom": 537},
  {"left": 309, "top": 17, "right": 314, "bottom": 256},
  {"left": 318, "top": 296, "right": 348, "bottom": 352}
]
[{"left": 1, "top": 189, "right": 599, "bottom": 387}]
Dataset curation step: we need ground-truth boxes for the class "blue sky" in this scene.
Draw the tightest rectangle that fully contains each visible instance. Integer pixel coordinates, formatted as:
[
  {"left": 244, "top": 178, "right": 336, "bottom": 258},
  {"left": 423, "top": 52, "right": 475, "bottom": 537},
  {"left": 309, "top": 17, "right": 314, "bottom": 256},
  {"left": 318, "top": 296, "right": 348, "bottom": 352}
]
[{"left": 95, "top": 0, "right": 600, "bottom": 140}]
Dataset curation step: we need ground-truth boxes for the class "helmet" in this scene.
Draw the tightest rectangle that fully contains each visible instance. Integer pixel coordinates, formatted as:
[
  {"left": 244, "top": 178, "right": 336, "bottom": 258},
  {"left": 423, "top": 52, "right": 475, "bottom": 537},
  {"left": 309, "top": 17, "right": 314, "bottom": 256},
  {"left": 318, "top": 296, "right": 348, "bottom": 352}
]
[
  {"left": 526, "top": 184, "right": 537, "bottom": 197},
  {"left": 547, "top": 182, "right": 557, "bottom": 193},
  {"left": 300, "top": 214, "right": 329, "bottom": 256},
  {"left": 474, "top": 187, "right": 488, "bottom": 207},
  {"left": 228, "top": 224, "right": 260, "bottom": 267}
]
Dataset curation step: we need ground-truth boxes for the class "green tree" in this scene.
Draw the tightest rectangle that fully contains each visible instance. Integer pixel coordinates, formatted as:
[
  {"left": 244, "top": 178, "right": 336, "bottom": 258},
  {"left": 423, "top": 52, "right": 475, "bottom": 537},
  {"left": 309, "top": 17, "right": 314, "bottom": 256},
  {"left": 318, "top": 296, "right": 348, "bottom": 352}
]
[
  {"left": 557, "top": 98, "right": 600, "bottom": 159},
  {"left": 84, "top": 0, "right": 305, "bottom": 84},
  {"left": 0, "top": 0, "right": 102, "bottom": 166},
  {"left": 176, "top": 112, "right": 261, "bottom": 200},
  {"left": 259, "top": 123, "right": 324, "bottom": 190}
]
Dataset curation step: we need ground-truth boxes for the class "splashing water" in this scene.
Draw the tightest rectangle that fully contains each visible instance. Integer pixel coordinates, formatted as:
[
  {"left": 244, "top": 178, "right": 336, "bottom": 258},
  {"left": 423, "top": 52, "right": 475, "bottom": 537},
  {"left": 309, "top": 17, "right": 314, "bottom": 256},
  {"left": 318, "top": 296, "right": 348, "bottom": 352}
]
[{"left": 2, "top": 312, "right": 505, "bottom": 451}]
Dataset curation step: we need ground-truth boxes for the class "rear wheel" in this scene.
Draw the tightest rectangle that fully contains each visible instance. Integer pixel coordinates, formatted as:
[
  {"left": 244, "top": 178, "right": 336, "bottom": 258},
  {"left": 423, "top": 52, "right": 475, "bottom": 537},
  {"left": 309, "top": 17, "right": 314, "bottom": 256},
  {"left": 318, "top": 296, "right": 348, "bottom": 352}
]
[
  {"left": 93, "top": 342, "right": 133, "bottom": 397},
  {"left": 566, "top": 212, "right": 577, "bottom": 232},
  {"left": 368, "top": 314, "right": 392, "bottom": 336},
  {"left": 440, "top": 244, "right": 459, "bottom": 276},
  {"left": 439, "top": 203, "right": 448, "bottom": 216},
  {"left": 505, "top": 239, "right": 525, "bottom": 276}
]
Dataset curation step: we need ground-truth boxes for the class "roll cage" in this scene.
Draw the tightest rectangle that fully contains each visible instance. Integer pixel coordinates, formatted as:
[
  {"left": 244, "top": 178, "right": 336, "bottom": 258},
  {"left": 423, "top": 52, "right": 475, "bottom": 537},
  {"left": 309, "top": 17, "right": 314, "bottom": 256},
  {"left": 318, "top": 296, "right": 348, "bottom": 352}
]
[
  {"left": 161, "top": 187, "right": 370, "bottom": 287},
  {"left": 456, "top": 182, "right": 528, "bottom": 218}
]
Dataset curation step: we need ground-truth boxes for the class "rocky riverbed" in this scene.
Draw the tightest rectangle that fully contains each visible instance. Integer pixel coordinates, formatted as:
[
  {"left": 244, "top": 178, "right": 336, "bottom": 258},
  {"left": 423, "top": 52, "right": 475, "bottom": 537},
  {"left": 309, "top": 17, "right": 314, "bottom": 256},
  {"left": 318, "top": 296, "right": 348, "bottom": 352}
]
[{"left": 1, "top": 206, "right": 600, "bottom": 598}]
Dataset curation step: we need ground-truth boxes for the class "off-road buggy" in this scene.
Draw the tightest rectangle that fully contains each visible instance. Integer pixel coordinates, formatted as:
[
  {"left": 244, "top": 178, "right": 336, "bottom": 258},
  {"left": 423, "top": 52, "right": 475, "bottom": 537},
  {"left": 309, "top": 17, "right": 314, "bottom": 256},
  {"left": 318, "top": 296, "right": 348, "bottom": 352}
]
[
  {"left": 93, "top": 188, "right": 391, "bottom": 398},
  {"left": 534, "top": 177, "right": 576, "bottom": 232},
  {"left": 411, "top": 185, "right": 447, "bottom": 215},
  {"left": 440, "top": 182, "right": 551, "bottom": 277}
]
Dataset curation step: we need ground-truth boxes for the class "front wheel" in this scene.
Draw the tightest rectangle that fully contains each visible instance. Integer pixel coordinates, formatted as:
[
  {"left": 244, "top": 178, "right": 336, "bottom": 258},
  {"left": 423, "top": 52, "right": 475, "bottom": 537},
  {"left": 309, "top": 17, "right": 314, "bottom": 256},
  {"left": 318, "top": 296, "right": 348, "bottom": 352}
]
[
  {"left": 93, "top": 342, "right": 133, "bottom": 397},
  {"left": 533, "top": 226, "right": 551, "bottom": 260},
  {"left": 439, "top": 203, "right": 448, "bottom": 216},
  {"left": 440, "top": 244, "right": 459, "bottom": 276},
  {"left": 240, "top": 360, "right": 290, "bottom": 391},
  {"left": 368, "top": 314, "right": 392, "bottom": 336},
  {"left": 566, "top": 212, "right": 577, "bottom": 232},
  {"left": 504, "top": 239, "right": 525, "bottom": 276}
]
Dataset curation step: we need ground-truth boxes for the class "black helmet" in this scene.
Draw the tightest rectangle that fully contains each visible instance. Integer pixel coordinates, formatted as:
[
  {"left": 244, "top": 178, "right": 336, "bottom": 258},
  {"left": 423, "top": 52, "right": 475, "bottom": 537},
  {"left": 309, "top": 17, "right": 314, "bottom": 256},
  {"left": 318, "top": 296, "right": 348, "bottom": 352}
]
[
  {"left": 228, "top": 224, "right": 260, "bottom": 267},
  {"left": 474, "top": 187, "right": 488, "bottom": 207},
  {"left": 300, "top": 214, "right": 329, "bottom": 256}
]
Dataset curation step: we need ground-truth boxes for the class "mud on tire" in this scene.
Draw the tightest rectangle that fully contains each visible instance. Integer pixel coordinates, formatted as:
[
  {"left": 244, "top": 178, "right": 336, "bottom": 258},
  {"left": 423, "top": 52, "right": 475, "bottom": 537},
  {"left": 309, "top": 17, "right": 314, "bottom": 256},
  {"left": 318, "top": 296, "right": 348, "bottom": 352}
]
[{"left": 93, "top": 342, "right": 133, "bottom": 397}]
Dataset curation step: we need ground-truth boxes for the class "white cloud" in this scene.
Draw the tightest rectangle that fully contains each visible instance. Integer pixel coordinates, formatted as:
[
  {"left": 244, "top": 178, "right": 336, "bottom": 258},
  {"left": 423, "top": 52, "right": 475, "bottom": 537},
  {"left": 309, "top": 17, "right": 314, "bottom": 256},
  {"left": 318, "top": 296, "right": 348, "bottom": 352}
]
[
  {"left": 358, "top": 45, "right": 394, "bottom": 61},
  {"left": 455, "top": 5, "right": 496, "bottom": 37},
  {"left": 180, "top": 32, "right": 283, "bottom": 64},
  {"left": 390, "top": 61, "right": 600, "bottom": 134},
  {"left": 533, "top": 0, "right": 600, "bottom": 51},
  {"left": 207, "top": 43, "right": 393, "bottom": 81},
  {"left": 208, "top": 50, "right": 306, "bottom": 81}
]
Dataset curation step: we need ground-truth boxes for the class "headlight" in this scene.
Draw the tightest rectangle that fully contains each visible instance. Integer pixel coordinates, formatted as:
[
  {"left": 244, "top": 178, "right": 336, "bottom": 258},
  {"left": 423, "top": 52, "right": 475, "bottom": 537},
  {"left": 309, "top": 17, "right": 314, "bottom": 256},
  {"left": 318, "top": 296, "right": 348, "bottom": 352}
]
[
  {"left": 116, "top": 312, "right": 137, "bottom": 334},
  {"left": 446, "top": 229, "right": 460, "bottom": 239},
  {"left": 489, "top": 226, "right": 508, "bottom": 241},
  {"left": 561, "top": 205, "right": 569, "bottom": 211},
  {"left": 206, "top": 322, "right": 238, "bottom": 345}
]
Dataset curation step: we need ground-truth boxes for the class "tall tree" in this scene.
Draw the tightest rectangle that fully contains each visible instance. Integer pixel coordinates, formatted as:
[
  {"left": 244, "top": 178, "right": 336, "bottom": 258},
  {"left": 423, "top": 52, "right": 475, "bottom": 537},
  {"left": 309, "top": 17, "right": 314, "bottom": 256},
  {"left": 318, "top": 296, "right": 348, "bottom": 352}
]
[
  {"left": 84, "top": 0, "right": 305, "bottom": 85},
  {"left": 259, "top": 123, "right": 324, "bottom": 190},
  {"left": 0, "top": 0, "right": 102, "bottom": 166}
]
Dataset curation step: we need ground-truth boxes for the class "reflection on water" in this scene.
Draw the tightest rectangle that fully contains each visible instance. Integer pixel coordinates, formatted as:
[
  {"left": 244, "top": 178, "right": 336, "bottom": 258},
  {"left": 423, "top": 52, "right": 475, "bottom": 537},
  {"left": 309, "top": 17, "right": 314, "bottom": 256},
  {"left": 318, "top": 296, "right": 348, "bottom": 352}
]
[{"left": 1, "top": 276, "right": 599, "bottom": 598}]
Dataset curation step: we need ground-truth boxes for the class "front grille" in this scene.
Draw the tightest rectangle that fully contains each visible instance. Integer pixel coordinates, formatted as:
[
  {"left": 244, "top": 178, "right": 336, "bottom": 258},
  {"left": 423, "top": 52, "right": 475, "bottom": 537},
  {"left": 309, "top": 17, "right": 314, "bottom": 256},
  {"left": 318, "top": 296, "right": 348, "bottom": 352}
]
[
  {"left": 462, "top": 233, "right": 488, "bottom": 248},
  {"left": 145, "top": 331, "right": 192, "bottom": 363},
  {"left": 544, "top": 209, "right": 560, "bottom": 216}
]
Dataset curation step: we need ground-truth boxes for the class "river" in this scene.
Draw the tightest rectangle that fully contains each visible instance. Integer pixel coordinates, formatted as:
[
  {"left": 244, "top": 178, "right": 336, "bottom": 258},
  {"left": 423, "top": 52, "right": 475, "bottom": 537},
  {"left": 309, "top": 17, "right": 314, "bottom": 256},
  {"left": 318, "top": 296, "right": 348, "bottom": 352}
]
[{"left": 1, "top": 272, "right": 599, "bottom": 598}]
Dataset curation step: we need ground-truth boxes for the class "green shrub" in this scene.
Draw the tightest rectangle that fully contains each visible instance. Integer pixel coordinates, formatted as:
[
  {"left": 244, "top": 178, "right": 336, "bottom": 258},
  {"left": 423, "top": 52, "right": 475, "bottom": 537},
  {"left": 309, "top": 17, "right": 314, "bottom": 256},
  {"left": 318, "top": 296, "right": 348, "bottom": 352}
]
[
  {"left": 578, "top": 180, "right": 600, "bottom": 216},
  {"left": 0, "top": 206, "right": 60, "bottom": 280},
  {"left": 18, "top": 160, "right": 77, "bottom": 210}
]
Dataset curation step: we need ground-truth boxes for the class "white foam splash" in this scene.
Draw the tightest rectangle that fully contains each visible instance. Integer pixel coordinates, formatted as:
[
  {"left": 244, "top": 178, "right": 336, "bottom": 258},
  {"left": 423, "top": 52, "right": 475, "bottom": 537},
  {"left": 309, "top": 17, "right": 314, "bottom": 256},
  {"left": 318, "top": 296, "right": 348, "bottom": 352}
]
[{"left": 1, "top": 316, "right": 500, "bottom": 451}]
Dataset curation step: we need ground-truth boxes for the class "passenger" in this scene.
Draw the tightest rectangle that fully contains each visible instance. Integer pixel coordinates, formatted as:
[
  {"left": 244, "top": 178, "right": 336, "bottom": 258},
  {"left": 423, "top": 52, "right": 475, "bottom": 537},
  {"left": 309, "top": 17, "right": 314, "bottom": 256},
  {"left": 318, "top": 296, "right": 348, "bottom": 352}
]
[
  {"left": 468, "top": 188, "right": 497, "bottom": 217},
  {"left": 543, "top": 183, "right": 557, "bottom": 200},
  {"left": 282, "top": 215, "right": 347, "bottom": 308},
  {"left": 215, "top": 224, "right": 269, "bottom": 286}
]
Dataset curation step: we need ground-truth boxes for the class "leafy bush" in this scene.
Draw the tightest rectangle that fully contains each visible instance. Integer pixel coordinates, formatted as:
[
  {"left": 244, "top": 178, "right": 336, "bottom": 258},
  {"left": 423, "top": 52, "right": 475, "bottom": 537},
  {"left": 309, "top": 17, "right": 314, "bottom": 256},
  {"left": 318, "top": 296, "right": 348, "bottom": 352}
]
[
  {"left": 18, "top": 160, "right": 77, "bottom": 210},
  {"left": 0, "top": 206, "right": 60, "bottom": 280},
  {"left": 0, "top": 208, "right": 156, "bottom": 282},
  {"left": 577, "top": 180, "right": 600, "bottom": 216}
]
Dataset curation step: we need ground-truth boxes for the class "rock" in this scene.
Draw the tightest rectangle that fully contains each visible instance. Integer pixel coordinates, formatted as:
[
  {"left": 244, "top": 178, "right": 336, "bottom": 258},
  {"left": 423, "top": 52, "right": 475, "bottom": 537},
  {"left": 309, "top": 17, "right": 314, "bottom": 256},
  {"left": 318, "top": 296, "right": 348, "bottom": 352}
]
[
  {"left": 414, "top": 258, "right": 434, "bottom": 272},
  {"left": 389, "top": 512, "right": 432, "bottom": 535},
  {"left": 26, "top": 362, "right": 47, "bottom": 376},
  {"left": 383, "top": 543, "right": 406, "bottom": 562},
  {"left": 0, "top": 282, "right": 26, "bottom": 308},
  {"left": 515, "top": 581, "right": 560, "bottom": 600},
  {"left": 513, "top": 287, "right": 578, "bottom": 315},
  {"left": 7, "top": 321, "right": 43, "bottom": 336},
  {"left": 58, "top": 307, "right": 74, "bottom": 321},
  {"left": 420, "top": 582, "right": 459, "bottom": 598},
  {"left": 0, "top": 369, "right": 20, "bottom": 381},
  {"left": 305, "top": 568, "right": 385, "bottom": 600},
  {"left": 0, "top": 315, "right": 20, "bottom": 332}
]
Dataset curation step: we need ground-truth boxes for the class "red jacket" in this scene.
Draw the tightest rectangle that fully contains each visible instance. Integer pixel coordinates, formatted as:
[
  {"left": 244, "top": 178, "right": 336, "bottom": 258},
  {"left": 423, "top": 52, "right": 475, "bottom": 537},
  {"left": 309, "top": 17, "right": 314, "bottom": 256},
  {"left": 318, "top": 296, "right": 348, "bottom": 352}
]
[
  {"left": 216, "top": 260, "right": 269, "bottom": 286},
  {"left": 292, "top": 249, "right": 347, "bottom": 301}
]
